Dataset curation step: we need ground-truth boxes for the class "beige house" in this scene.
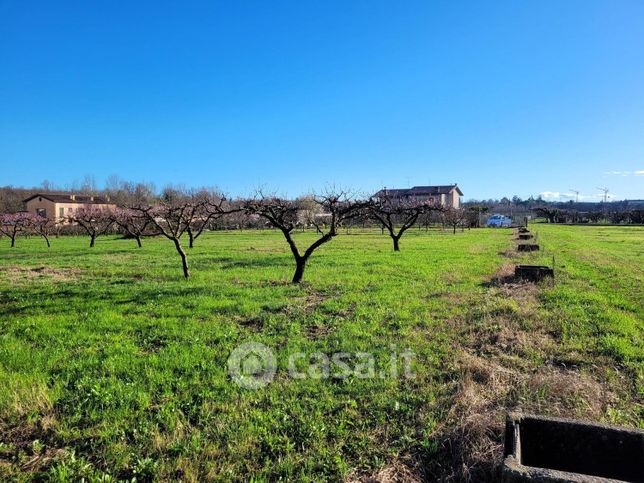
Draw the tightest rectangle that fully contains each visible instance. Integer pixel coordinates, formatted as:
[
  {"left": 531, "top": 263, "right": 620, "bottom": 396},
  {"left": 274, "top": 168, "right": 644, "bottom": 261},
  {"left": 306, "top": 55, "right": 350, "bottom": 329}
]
[
  {"left": 373, "top": 184, "right": 463, "bottom": 208},
  {"left": 23, "top": 193, "right": 116, "bottom": 223}
]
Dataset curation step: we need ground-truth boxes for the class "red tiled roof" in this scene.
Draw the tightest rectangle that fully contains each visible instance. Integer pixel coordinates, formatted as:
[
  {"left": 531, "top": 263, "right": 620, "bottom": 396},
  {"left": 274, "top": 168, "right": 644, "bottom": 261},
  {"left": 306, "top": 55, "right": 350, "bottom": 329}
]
[
  {"left": 374, "top": 184, "right": 463, "bottom": 197},
  {"left": 23, "top": 193, "right": 113, "bottom": 204}
]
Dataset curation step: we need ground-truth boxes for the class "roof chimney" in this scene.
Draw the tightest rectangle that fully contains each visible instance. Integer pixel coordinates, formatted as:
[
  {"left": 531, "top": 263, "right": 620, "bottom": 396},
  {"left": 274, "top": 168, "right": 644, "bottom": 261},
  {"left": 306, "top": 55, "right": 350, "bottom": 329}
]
[{"left": 70, "top": 194, "right": 75, "bottom": 201}]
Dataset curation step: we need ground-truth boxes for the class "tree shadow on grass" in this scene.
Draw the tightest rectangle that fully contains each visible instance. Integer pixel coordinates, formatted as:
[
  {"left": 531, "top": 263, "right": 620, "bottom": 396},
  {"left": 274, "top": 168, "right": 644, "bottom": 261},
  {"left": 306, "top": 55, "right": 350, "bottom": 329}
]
[{"left": 216, "top": 257, "right": 290, "bottom": 270}]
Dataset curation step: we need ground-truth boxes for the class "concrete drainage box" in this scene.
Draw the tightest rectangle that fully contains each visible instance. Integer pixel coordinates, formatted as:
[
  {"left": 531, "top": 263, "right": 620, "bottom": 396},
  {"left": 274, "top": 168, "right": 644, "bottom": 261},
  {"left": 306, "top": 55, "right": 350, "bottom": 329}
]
[
  {"left": 503, "top": 413, "right": 644, "bottom": 482},
  {"left": 518, "top": 233, "right": 534, "bottom": 240},
  {"left": 518, "top": 244, "right": 540, "bottom": 252},
  {"left": 515, "top": 265, "right": 554, "bottom": 281}
]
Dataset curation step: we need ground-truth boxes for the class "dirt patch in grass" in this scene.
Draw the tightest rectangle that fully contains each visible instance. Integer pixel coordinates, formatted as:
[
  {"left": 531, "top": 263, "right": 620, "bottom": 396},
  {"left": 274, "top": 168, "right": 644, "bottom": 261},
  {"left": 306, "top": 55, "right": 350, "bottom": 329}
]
[
  {"left": 0, "top": 413, "right": 66, "bottom": 475},
  {"left": 482, "top": 262, "right": 559, "bottom": 311},
  {"left": 303, "top": 292, "right": 326, "bottom": 313},
  {"left": 0, "top": 265, "right": 82, "bottom": 284},
  {"left": 346, "top": 456, "right": 423, "bottom": 483},
  {"left": 304, "top": 322, "right": 335, "bottom": 340},
  {"left": 239, "top": 316, "right": 264, "bottom": 332},
  {"left": 469, "top": 321, "right": 556, "bottom": 364},
  {"left": 263, "top": 279, "right": 292, "bottom": 287},
  {"left": 284, "top": 288, "right": 329, "bottom": 316}
]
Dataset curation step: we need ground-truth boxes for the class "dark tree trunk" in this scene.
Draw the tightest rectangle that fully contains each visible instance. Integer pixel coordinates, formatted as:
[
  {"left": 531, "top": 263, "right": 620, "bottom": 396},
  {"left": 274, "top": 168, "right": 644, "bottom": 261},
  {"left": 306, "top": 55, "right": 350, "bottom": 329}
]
[
  {"left": 173, "top": 238, "right": 189, "bottom": 279},
  {"left": 90, "top": 234, "right": 96, "bottom": 247},
  {"left": 292, "top": 257, "right": 306, "bottom": 284},
  {"left": 10, "top": 235, "right": 16, "bottom": 248},
  {"left": 393, "top": 236, "right": 400, "bottom": 251},
  {"left": 188, "top": 230, "right": 194, "bottom": 248},
  {"left": 453, "top": 225, "right": 457, "bottom": 234},
  {"left": 135, "top": 235, "right": 142, "bottom": 248},
  {"left": 44, "top": 236, "right": 50, "bottom": 248}
]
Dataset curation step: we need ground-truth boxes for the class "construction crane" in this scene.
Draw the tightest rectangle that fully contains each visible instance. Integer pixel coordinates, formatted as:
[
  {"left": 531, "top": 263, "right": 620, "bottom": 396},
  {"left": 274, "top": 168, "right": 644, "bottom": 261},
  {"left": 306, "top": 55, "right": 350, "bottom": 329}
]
[
  {"left": 570, "top": 189, "right": 580, "bottom": 203},
  {"left": 597, "top": 187, "right": 609, "bottom": 203}
]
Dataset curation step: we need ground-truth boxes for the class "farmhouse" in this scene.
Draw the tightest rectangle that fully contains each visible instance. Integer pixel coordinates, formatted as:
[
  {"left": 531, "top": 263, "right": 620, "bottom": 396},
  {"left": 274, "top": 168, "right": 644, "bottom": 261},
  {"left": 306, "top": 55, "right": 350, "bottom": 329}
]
[
  {"left": 373, "top": 184, "right": 463, "bottom": 208},
  {"left": 23, "top": 193, "right": 116, "bottom": 223}
]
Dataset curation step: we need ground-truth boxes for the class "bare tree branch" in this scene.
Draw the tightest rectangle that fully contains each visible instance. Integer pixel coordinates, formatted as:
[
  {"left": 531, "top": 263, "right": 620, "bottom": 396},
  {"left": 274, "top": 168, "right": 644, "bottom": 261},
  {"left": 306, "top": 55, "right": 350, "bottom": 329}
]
[
  {"left": 244, "top": 191, "right": 367, "bottom": 283},
  {"left": 369, "top": 193, "right": 441, "bottom": 251}
]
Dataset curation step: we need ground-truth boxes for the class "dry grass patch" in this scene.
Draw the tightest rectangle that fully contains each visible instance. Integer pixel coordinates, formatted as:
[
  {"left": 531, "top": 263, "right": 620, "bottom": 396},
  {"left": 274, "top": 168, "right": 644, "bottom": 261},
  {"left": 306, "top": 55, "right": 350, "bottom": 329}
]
[
  {"left": 426, "top": 248, "right": 620, "bottom": 481},
  {"left": 284, "top": 288, "right": 330, "bottom": 317},
  {"left": 0, "top": 415, "right": 63, "bottom": 476},
  {"left": 469, "top": 317, "right": 556, "bottom": 362},
  {"left": 0, "top": 265, "right": 81, "bottom": 284},
  {"left": 346, "top": 456, "right": 423, "bottom": 483},
  {"left": 304, "top": 322, "right": 336, "bottom": 340},
  {"left": 467, "top": 244, "right": 486, "bottom": 255},
  {"left": 426, "top": 350, "right": 616, "bottom": 482}
]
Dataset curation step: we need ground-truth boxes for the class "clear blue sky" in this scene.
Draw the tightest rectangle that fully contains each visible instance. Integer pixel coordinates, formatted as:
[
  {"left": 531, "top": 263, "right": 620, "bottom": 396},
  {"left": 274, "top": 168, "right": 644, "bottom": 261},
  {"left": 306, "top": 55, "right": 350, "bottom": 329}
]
[{"left": 1, "top": 0, "right": 643, "bottom": 201}]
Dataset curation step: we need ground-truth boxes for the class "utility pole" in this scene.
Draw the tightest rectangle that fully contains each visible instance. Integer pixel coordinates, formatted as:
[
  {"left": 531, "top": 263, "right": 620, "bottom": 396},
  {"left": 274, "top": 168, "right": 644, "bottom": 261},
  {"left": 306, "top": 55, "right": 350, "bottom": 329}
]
[
  {"left": 570, "top": 189, "right": 580, "bottom": 203},
  {"left": 597, "top": 187, "right": 609, "bottom": 203}
]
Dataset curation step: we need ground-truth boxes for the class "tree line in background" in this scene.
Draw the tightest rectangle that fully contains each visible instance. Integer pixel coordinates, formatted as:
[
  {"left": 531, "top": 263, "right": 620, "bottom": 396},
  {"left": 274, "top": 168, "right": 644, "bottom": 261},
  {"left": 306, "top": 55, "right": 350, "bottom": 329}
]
[
  {"left": 531, "top": 206, "right": 644, "bottom": 225},
  {"left": 0, "top": 183, "right": 479, "bottom": 282},
  {"left": 462, "top": 195, "right": 644, "bottom": 225},
  {"left": 0, "top": 212, "right": 56, "bottom": 248},
  {"left": 1, "top": 179, "right": 642, "bottom": 282}
]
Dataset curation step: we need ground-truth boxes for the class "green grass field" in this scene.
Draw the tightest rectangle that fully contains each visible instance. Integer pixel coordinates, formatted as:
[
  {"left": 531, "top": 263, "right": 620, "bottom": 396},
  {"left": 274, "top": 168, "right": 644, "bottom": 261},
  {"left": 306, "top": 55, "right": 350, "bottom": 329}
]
[{"left": 0, "top": 225, "right": 642, "bottom": 481}]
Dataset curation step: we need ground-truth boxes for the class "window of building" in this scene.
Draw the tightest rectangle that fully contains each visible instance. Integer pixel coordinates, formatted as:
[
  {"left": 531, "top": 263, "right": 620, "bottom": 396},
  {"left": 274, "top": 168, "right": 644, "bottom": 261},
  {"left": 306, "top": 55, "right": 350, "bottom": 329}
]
[
  {"left": 59, "top": 207, "right": 65, "bottom": 218},
  {"left": 36, "top": 208, "right": 46, "bottom": 217}
]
